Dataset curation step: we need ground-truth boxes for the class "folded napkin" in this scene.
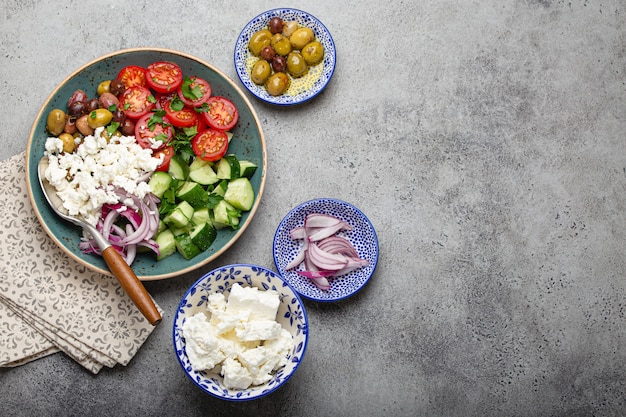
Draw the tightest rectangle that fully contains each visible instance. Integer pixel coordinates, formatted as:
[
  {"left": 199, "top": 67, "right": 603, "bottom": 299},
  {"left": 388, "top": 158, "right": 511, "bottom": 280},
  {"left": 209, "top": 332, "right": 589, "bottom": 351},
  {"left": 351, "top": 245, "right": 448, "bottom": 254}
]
[{"left": 0, "top": 152, "right": 161, "bottom": 374}]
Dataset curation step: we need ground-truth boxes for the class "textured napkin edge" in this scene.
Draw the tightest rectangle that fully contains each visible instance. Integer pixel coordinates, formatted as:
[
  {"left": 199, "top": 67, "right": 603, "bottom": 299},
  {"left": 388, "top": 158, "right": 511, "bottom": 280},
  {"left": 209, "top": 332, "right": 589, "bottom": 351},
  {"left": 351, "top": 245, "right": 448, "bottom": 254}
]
[
  {"left": 0, "top": 295, "right": 106, "bottom": 373},
  {"left": 0, "top": 298, "right": 60, "bottom": 367},
  {"left": 0, "top": 346, "right": 60, "bottom": 368}
]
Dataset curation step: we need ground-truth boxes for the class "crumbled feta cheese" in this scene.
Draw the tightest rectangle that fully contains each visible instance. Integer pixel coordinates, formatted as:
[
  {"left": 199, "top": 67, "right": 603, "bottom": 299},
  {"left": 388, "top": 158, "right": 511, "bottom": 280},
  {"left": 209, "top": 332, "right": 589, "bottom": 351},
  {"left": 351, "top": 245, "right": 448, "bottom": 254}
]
[
  {"left": 221, "top": 358, "right": 253, "bottom": 390},
  {"left": 181, "top": 284, "right": 293, "bottom": 390},
  {"left": 181, "top": 313, "right": 225, "bottom": 371},
  {"left": 235, "top": 319, "right": 282, "bottom": 342},
  {"left": 43, "top": 127, "right": 159, "bottom": 226}
]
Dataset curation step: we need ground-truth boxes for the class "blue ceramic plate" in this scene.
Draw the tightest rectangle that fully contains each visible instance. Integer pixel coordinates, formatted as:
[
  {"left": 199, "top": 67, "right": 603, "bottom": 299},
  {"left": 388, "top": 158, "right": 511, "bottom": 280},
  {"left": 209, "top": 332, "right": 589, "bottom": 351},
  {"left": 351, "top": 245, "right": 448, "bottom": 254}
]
[
  {"left": 25, "top": 48, "right": 266, "bottom": 280},
  {"left": 273, "top": 199, "right": 379, "bottom": 302},
  {"left": 173, "top": 264, "right": 308, "bottom": 401},
  {"left": 234, "top": 8, "right": 336, "bottom": 106}
]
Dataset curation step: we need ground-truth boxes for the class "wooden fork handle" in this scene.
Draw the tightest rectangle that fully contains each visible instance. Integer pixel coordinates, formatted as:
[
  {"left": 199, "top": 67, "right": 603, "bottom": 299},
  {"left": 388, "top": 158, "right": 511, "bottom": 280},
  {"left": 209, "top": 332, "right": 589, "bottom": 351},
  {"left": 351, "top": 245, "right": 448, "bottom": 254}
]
[{"left": 102, "top": 247, "right": 162, "bottom": 326}]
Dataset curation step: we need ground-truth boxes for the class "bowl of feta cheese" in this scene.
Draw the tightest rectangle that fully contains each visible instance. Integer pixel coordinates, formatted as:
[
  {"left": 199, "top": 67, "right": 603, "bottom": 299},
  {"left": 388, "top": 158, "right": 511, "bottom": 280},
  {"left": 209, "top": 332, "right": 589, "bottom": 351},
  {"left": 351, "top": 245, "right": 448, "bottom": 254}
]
[
  {"left": 25, "top": 48, "right": 266, "bottom": 280},
  {"left": 172, "top": 264, "right": 308, "bottom": 401}
]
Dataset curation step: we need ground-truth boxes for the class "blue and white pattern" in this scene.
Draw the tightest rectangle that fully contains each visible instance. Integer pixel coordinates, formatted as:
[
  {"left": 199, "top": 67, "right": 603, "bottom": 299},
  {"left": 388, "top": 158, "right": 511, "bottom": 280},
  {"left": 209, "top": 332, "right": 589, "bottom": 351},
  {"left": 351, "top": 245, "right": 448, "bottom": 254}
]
[
  {"left": 172, "top": 264, "right": 308, "bottom": 401},
  {"left": 234, "top": 8, "right": 336, "bottom": 106},
  {"left": 273, "top": 199, "right": 380, "bottom": 302}
]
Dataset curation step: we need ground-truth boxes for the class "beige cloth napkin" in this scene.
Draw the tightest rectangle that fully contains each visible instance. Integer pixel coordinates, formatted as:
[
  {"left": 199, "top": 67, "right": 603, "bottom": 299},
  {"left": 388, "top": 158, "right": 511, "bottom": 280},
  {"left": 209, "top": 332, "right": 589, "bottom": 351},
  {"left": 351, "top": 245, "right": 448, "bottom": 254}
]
[{"left": 0, "top": 152, "right": 161, "bottom": 374}]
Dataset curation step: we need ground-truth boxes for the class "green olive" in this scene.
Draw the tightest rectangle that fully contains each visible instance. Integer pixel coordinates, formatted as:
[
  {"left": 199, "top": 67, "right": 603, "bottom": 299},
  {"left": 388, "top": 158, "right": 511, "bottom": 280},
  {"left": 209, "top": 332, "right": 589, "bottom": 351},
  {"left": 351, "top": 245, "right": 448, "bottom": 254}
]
[
  {"left": 58, "top": 133, "right": 75, "bottom": 153},
  {"left": 289, "top": 27, "right": 314, "bottom": 50},
  {"left": 97, "top": 80, "right": 111, "bottom": 96},
  {"left": 301, "top": 41, "right": 325, "bottom": 66},
  {"left": 99, "top": 128, "right": 122, "bottom": 142},
  {"left": 251, "top": 59, "right": 271, "bottom": 85},
  {"left": 87, "top": 108, "right": 113, "bottom": 129},
  {"left": 286, "top": 52, "right": 308, "bottom": 77},
  {"left": 271, "top": 33, "right": 292, "bottom": 56},
  {"left": 265, "top": 72, "right": 290, "bottom": 96},
  {"left": 248, "top": 29, "right": 272, "bottom": 56},
  {"left": 46, "top": 109, "right": 66, "bottom": 136}
]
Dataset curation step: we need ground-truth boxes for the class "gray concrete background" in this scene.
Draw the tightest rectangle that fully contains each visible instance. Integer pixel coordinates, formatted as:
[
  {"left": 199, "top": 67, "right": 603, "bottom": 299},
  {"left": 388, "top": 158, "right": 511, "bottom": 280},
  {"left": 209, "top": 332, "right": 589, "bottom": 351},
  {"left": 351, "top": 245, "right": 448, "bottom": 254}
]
[{"left": 1, "top": 1, "right": 625, "bottom": 416}]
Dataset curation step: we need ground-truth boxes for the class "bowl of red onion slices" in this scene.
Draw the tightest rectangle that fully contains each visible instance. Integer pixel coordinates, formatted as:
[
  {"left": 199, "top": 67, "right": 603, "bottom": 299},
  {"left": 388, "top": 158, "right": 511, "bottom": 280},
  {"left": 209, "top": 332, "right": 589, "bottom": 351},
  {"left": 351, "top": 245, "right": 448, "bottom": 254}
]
[{"left": 273, "top": 198, "right": 379, "bottom": 301}]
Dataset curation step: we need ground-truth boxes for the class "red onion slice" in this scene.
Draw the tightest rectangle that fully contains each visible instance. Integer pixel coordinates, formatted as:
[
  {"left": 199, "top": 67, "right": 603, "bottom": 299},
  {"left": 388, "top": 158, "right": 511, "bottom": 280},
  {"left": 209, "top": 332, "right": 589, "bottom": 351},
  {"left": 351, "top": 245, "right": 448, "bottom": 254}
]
[
  {"left": 317, "top": 236, "right": 359, "bottom": 257},
  {"left": 307, "top": 220, "right": 353, "bottom": 242},
  {"left": 296, "top": 270, "right": 331, "bottom": 290},
  {"left": 307, "top": 242, "right": 348, "bottom": 271},
  {"left": 289, "top": 227, "right": 307, "bottom": 240},
  {"left": 285, "top": 213, "right": 368, "bottom": 291},
  {"left": 304, "top": 213, "right": 344, "bottom": 228}
]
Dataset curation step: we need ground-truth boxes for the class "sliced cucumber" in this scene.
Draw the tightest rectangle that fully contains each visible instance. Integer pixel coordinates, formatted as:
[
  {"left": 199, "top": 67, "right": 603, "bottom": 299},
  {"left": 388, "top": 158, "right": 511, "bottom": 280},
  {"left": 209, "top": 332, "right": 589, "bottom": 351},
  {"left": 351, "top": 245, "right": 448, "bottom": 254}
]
[
  {"left": 215, "top": 154, "right": 240, "bottom": 180},
  {"left": 191, "top": 207, "right": 210, "bottom": 225},
  {"left": 168, "top": 155, "right": 190, "bottom": 180},
  {"left": 170, "top": 224, "right": 192, "bottom": 236},
  {"left": 176, "top": 181, "right": 208, "bottom": 208},
  {"left": 155, "top": 229, "right": 177, "bottom": 261},
  {"left": 209, "top": 179, "right": 229, "bottom": 197},
  {"left": 238, "top": 160, "right": 258, "bottom": 178},
  {"left": 189, "top": 157, "right": 212, "bottom": 171},
  {"left": 208, "top": 210, "right": 227, "bottom": 230},
  {"left": 163, "top": 200, "right": 194, "bottom": 229},
  {"left": 174, "top": 234, "right": 202, "bottom": 260},
  {"left": 213, "top": 200, "right": 240, "bottom": 229},
  {"left": 224, "top": 177, "right": 254, "bottom": 211},
  {"left": 190, "top": 222, "right": 217, "bottom": 251},
  {"left": 148, "top": 171, "right": 173, "bottom": 198},
  {"left": 189, "top": 163, "right": 219, "bottom": 185}
]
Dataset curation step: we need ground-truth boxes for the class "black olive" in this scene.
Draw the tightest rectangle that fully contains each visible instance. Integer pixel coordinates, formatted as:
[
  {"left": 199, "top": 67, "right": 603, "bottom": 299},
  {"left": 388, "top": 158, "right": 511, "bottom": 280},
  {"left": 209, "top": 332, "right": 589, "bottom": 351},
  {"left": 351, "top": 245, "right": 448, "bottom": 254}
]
[
  {"left": 111, "top": 109, "right": 126, "bottom": 124},
  {"left": 86, "top": 98, "right": 99, "bottom": 112},
  {"left": 272, "top": 55, "right": 287, "bottom": 73},
  {"left": 120, "top": 118, "right": 135, "bottom": 136},
  {"left": 67, "top": 89, "right": 88, "bottom": 108},
  {"left": 268, "top": 17, "right": 283, "bottom": 34},
  {"left": 261, "top": 45, "right": 276, "bottom": 61},
  {"left": 67, "top": 100, "right": 87, "bottom": 117},
  {"left": 110, "top": 79, "right": 125, "bottom": 96}
]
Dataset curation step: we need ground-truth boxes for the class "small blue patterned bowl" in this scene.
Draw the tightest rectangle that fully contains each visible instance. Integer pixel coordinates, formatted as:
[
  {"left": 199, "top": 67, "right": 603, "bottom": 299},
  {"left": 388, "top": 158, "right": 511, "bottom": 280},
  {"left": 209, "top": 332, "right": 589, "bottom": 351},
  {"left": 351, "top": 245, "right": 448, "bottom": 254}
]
[
  {"left": 234, "top": 8, "right": 336, "bottom": 106},
  {"left": 173, "top": 264, "right": 308, "bottom": 401},
  {"left": 273, "top": 199, "right": 379, "bottom": 302}
]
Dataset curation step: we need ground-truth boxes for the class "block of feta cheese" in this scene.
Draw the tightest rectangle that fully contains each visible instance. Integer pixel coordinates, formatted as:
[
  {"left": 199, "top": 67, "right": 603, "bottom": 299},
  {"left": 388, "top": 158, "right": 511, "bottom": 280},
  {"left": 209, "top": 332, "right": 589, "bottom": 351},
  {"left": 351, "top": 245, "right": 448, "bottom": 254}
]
[{"left": 226, "top": 283, "right": 280, "bottom": 321}]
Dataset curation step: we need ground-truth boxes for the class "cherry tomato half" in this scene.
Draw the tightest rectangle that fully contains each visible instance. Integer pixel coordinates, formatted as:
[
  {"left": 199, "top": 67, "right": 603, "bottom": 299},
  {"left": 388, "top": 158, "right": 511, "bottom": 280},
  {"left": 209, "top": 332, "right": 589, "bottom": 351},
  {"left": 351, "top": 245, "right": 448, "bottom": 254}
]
[
  {"left": 117, "top": 65, "right": 147, "bottom": 89},
  {"left": 119, "top": 86, "right": 155, "bottom": 119},
  {"left": 191, "top": 128, "right": 229, "bottom": 162},
  {"left": 134, "top": 113, "right": 173, "bottom": 150},
  {"left": 177, "top": 76, "right": 212, "bottom": 108},
  {"left": 164, "top": 99, "right": 198, "bottom": 128},
  {"left": 146, "top": 61, "right": 183, "bottom": 94},
  {"left": 153, "top": 145, "right": 175, "bottom": 172},
  {"left": 202, "top": 96, "right": 238, "bottom": 131}
]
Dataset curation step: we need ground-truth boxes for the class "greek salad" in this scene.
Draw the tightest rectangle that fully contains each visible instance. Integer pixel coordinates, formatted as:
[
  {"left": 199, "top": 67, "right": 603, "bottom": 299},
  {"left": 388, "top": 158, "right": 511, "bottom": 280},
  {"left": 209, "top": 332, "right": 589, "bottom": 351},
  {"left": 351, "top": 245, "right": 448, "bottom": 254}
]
[{"left": 43, "top": 61, "right": 257, "bottom": 265}]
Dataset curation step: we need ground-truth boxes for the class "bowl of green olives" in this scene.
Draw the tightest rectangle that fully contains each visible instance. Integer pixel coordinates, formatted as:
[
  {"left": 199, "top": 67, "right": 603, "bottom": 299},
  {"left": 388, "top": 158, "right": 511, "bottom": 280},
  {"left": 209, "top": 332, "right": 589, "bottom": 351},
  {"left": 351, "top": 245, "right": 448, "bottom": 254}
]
[{"left": 234, "top": 8, "right": 336, "bottom": 106}]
